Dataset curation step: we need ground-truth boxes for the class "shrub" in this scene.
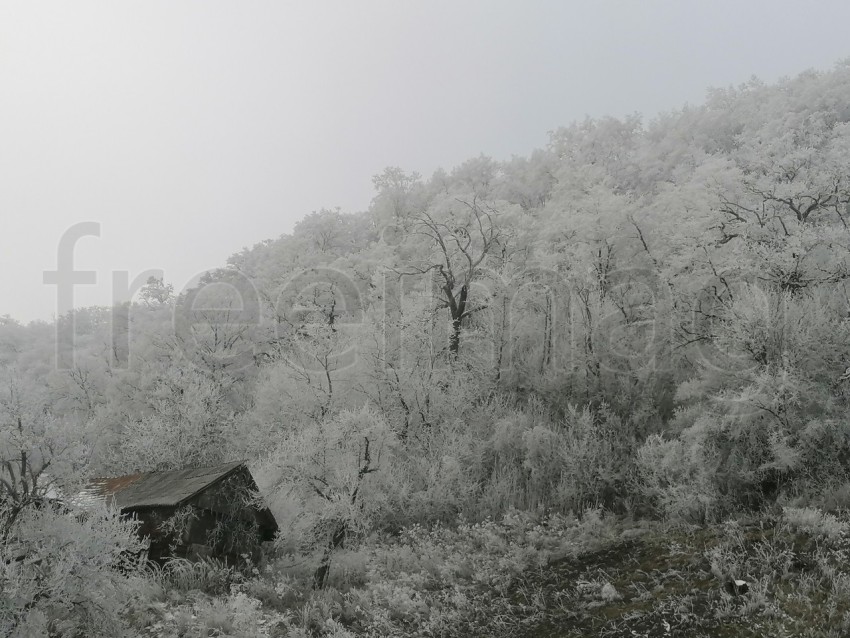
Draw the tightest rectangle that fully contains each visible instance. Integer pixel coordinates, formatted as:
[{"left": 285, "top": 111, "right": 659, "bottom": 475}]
[
  {"left": 0, "top": 503, "right": 147, "bottom": 637},
  {"left": 782, "top": 507, "right": 847, "bottom": 541},
  {"left": 636, "top": 428, "right": 721, "bottom": 523}
]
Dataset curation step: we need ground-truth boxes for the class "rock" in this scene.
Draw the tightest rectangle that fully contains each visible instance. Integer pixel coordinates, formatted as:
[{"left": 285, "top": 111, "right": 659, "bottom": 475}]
[{"left": 724, "top": 579, "right": 749, "bottom": 595}]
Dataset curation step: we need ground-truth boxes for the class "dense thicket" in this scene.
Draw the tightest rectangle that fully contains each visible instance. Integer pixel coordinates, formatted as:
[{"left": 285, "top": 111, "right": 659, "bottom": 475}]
[{"left": 5, "top": 64, "right": 850, "bottom": 632}]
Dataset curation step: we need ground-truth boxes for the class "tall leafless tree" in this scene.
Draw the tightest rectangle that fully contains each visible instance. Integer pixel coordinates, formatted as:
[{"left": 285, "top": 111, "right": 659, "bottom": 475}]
[{"left": 399, "top": 198, "right": 501, "bottom": 357}]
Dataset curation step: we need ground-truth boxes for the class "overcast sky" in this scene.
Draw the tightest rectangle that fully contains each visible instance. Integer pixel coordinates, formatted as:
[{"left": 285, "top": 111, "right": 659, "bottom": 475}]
[{"left": 2, "top": 1, "right": 850, "bottom": 322}]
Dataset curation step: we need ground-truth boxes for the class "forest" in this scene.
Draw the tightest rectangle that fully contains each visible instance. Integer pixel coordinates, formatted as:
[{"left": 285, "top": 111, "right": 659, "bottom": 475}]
[{"left": 4, "top": 64, "right": 850, "bottom": 636}]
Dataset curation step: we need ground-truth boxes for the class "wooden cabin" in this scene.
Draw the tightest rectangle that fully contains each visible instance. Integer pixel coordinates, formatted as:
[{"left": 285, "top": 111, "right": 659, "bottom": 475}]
[{"left": 78, "top": 461, "right": 278, "bottom": 563}]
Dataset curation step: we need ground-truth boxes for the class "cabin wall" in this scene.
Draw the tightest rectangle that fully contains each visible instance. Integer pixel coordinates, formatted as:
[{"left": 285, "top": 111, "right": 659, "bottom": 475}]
[
  {"left": 126, "top": 471, "right": 273, "bottom": 563},
  {"left": 127, "top": 507, "right": 176, "bottom": 563}
]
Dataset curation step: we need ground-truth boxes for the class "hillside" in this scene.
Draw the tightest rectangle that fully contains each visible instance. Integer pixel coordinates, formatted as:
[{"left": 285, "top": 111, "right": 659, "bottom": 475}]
[{"left": 4, "top": 64, "right": 850, "bottom": 635}]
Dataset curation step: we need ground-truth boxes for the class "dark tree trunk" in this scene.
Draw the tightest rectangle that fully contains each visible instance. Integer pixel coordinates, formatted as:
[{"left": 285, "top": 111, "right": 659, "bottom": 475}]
[
  {"left": 447, "top": 285, "right": 468, "bottom": 358},
  {"left": 313, "top": 523, "right": 346, "bottom": 590},
  {"left": 495, "top": 295, "right": 508, "bottom": 382},
  {"left": 540, "top": 295, "right": 552, "bottom": 375},
  {"left": 449, "top": 316, "right": 462, "bottom": 357}
]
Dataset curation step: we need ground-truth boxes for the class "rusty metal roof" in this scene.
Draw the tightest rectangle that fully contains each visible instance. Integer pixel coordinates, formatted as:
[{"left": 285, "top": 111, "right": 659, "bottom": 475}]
[{"left": 78, "top": 461, "right": 246, "bottom": 511}]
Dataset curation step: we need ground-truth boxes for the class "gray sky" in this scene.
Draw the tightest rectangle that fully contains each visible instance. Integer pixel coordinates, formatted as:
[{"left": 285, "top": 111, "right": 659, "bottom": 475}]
[{"left": 2, "top": 1, "right": 850, "bottom": 322}]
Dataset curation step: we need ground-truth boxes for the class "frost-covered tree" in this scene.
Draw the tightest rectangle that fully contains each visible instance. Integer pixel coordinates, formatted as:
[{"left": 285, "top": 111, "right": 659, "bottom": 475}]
[{"left": 261, "top": 408, "right": 402, "bottom": 589}]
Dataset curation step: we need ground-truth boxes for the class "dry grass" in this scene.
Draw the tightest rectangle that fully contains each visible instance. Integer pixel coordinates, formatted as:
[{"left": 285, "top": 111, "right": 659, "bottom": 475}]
[{"left": 130, "top": 507, "right": 850, "bottom": 637}]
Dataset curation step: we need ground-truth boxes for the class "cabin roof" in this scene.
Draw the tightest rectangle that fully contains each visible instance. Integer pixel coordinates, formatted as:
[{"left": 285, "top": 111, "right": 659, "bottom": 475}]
[{"left": 78, "top": 460, "right": 247, "bottom": 511}]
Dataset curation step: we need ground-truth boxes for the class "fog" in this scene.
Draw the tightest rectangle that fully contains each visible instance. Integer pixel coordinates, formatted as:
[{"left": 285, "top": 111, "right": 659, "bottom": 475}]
[{"left": 2, "top": 0, "right": 849, "bottom": 321}]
